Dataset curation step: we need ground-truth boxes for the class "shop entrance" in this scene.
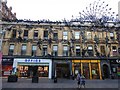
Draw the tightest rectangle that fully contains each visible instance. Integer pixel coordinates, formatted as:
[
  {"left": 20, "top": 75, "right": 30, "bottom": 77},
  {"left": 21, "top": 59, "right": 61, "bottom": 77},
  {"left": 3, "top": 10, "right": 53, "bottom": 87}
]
[
  {"left": 56, "top": 63, "right": 70, "bottom": 78},
  {"left": 103, "top": 64, "right": 109, "bottom": 78}
]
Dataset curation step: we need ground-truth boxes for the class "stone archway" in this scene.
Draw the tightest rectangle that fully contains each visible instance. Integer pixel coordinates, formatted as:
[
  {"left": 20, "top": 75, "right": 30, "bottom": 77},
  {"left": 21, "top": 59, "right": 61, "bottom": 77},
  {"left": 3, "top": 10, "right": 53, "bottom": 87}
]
[{"left": 103, "top": 64, "right": 110, "bottom": 79}]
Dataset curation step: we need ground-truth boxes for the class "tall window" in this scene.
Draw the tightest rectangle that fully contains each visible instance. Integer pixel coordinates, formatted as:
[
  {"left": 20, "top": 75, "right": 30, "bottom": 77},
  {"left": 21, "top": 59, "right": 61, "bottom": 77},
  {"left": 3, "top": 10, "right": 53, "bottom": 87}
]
[
  {"left": 100, "top": 46, "right": 106, "bottom": 56},
  {"left": 75, "top": 31, "right": 80, "bottom": 39},
  {"left": 21, "top": 44, "right": 27, "bottom": 55},
  {"left": 87, "top": 32, "right": 92, "bottom": 39},
  {"left": 53, "top": 32, "right": 58, "bottom": 40},
  {"left": 63, "top": 31, "right": 68, "bottom": 40},
  {"left": 44, "top": 31, "right": 48, "bottom": 39},
  {"left": 12, "top": 29, "right": 16, "bottom": 38},
  {"left": 43, "top": 45, "right": 47, "bottom": 56},
  {"left": 34, "top": 30, "right": 38, "bottom": 39},
  {"left": 112, "top": 46, "right": 117, "bottom": 56},
  {"left": 8, "top": 44, "right": 14, "bottom": 55},
  {"left": 63, "top": 46, "right": 68, "bottom": 56},
  {"left": 76, "top": 45, "right": 81, "bottom": 56},
  {"left": 52, "top": 45, "right": 58, "bottom": 56},
  {"left": 110, "top": 32, "right": 114, "bottom": 40},
  {"left": 32, "top": 45, "right": 37, "bottom": 56},
  {"left": 23, "top": 30, "right": 28, "bottom": 39},
  {"left": 87, "top": 45, "right": 93, "bottom": 56},
  {"left": 98, "top": 32, "right": 103, "bottom": 39}
]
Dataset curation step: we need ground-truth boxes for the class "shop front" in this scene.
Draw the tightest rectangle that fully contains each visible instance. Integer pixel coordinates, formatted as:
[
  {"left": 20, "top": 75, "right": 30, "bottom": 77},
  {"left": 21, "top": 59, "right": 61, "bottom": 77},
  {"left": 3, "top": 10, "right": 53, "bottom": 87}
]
[
  {"left": 72, "top": 60, "right": 102, "bottom": 79},
  {"left": 13, "top": 58, "right": 52, "bottom": 79},
  {"left": 53, "top": 60, "right": 71, "bottom": 79},
  {"left": 110, "top": 59, "right": 120, "bottom": 79},
  {"left": 2, "top": 57, "right": 14, "bottom": 77}
]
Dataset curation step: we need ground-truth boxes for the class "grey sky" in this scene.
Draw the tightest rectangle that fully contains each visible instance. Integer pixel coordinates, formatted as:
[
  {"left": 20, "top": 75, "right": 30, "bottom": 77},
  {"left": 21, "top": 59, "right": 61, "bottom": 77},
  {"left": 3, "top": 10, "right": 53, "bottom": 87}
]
[{"left": 7, "top": 0, "right": 120, "bottom": 21}]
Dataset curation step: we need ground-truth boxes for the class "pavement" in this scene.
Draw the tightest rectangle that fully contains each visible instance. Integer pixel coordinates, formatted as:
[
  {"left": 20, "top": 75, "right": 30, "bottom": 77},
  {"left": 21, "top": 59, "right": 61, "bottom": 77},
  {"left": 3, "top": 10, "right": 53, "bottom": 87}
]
[{"left": 1, "top": 78, "right": 119, "bottom": 89}]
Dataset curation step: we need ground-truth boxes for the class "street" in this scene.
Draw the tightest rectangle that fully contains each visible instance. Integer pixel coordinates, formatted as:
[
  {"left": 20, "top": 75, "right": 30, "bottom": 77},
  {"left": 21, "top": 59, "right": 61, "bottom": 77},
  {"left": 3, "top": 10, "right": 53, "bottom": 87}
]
[{"left": 2, "top": 78, "right": 119, "bottom": 89}]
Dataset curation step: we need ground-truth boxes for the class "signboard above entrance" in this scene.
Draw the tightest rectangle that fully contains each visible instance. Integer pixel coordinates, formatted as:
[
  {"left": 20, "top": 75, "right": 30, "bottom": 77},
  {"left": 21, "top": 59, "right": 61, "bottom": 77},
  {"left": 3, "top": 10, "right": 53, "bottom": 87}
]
[{"left": 25, "top": 59, "right": 41, "bottom": 63}]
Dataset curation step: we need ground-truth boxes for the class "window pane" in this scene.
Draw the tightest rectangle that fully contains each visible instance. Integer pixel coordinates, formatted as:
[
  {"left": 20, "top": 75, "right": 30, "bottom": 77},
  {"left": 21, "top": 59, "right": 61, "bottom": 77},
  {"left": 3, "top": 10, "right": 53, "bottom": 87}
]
[
  {"left": 24, "top": 30, "right": 28, "bottom": 37},
  {"left": 44, "top": 31, "right": 48, "bottom": 39},
  {"left": 53, "top": 45, "right": 58, "bottom": 56},
  {"left": 63, "top": 46, "right": 68, "bottom": 50},
  {"left": 32, "top": 45, "right": 37, "bottom": 56},
  {"left": 63, "top": 31, "right": 68, "bottom": 39},
  {"left": 110, "top": 33, "right": 114, "bottom": 37},
  {"left": 9, "top": 44, "right": 14, "bottom": 55},
  {"left": 22, "top": 45, "right": 26, "bottom": 50},
  {"left": 88, "top": 46, "right": 93, "bottom": 50},
  {"left": 53, "top": 45, "right": 58, "bottom": 51},
  {"left": 75, "top": 32, "right": 80, "bottom": 39},
  {"left": 34, "top": 30, "right": 38, "bottom": 38},
  {"left": 53, "top": 33, "right": 58, "bottom": 39},
  {"left": 63, "top": 32, "right": 67, "bottom": 35},
  {"left": 12, "top": 30, "right": 16, "bottom": 38},
  {"left": 43, "top": 45, "right": 47, "bottom": 56},
  {"left": 87, "top": 32, "right": 92, "bottom": 39},
  {"left": 32, "top": 45, "right": 37, "bottom": 50},
  {"left": 10, "top": 45, "right": 14, "bottom": 49},
  {"left": 21, "top": 44, "right": 26, "bottom": 55}
]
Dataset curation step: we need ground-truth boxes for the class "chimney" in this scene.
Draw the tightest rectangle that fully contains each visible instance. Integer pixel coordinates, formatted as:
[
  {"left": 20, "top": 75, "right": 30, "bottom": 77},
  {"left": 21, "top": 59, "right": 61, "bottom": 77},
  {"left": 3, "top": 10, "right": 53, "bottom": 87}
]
[
  {"left": 9, "top": 6, "right": 12, "bottom": 11},
  {"left": 14, "top": 13, "right": 16, "bottom": 16}
]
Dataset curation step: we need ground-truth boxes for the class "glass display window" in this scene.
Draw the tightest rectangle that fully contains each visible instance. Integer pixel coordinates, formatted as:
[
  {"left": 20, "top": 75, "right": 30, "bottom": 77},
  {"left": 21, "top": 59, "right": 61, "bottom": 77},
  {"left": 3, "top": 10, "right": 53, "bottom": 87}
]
[
  {"left": 82, "top": 63, "right": 90, "bottom": 79},
  {"left": 91, "top": 63, "right": 100, "bottom": 79}
]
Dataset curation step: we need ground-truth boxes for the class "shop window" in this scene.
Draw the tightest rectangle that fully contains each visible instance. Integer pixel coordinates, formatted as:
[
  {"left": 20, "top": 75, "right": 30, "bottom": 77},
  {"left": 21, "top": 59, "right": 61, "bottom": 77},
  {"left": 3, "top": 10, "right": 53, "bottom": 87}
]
[
  {"left": 44, "top": 31, "right": 48, "bottom": 39},
  {"left": 91, "top": 63, "right": 100, "bottom": 79},
  {"left": 34, "top": 30, "right": 38, "bottom": 39},
  {"left": 52, "top": 45, "right": 58, "bottom": 56},
  {"left": 63, "top": 31, "right": 68, "bottom": 40},
  {"left": 21, "top": 44, "right": 27, "bottom": 55},
  {"left": 87, "top": 45, "right": 94, "bottom": 56},
  {"left": 82, "top": 63, "right": 90, "bottom": 79},
  {"left": 43, "top": 45, "right": 48, "bottom": 56},
  {"left": 76, "top": 46, "right": 81, "bottom": 56},
  {"left": 75, "top": 31, "right": 80, "bottom": 39},
  {"left": 53, "top": 32, "right": 58, "bottom": 40},
  {"left": 32, "top": 45, "right": 37, "bottom": 56},
  {"left": 38, "top": 66, "right": 49, "bottom": 77},
  {"left": 23, "top": 30, "right": 28, "bottom": 39},
  {"left": 18, "top": 66, "right": 28, "bottom": 77},
  {"left": 73, "top": 63, "right": 81, "bottom": 77},
  {"left": 63, "top": 45, "right": 68, "bottom": 56},
  {"left": 2, "top": 65, "right": 12, "bottom": 76},
  {"left": 112, "top": 46, "right": 117, "bottom": 56},
  {"left": 8, "top": 44, "right": 14, "bottom": 55}
]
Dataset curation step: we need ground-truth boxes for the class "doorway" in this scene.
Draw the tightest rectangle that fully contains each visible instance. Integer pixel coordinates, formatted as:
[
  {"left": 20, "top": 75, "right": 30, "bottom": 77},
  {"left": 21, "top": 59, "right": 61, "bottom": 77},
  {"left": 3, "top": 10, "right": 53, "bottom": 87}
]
[
  {"left": 56, "top": 63, "right": 70, "bottom": 78},
  {"left": 103, "top": 64, "right": 110, "bottom": 78}
]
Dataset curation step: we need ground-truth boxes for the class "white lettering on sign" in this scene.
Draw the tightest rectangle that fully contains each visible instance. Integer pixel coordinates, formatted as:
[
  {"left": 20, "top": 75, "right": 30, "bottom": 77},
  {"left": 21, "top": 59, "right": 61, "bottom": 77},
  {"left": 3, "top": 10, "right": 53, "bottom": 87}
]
[{"left": 25, "top": 59, "right": 41, "bottom": 63}]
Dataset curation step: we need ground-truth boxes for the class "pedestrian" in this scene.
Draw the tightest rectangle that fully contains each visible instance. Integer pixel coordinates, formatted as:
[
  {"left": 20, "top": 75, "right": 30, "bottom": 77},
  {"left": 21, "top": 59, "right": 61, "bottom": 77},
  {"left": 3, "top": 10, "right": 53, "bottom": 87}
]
[
  {"left": 80, "top": 74, "right": 85, "bottom": 88},
  {"left": 76, "top": 72, "right": 81, "bottom": 88}
]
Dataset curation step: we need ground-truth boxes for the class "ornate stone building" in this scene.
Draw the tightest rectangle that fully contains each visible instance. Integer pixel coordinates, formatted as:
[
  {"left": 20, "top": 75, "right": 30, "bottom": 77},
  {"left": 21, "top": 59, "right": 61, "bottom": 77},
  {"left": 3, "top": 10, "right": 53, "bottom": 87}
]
[{"left": 1, "top": 20, "right": 119, "bottom": 79}]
